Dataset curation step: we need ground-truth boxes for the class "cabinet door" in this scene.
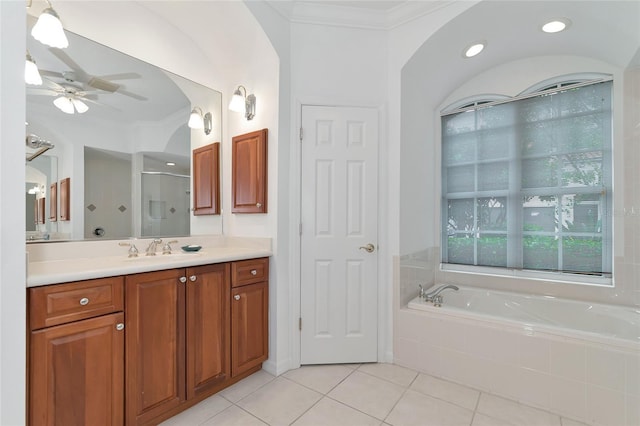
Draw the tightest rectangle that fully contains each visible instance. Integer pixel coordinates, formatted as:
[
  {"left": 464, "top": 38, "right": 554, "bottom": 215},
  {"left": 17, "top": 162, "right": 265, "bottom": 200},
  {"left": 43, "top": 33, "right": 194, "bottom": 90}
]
[
  {"left": 232, "top": 129, "right": 268, "bottom": 213},
  {"left": 59, "top": 177, "right": 70, "bottom": 221},
  {"left": 192, "top": 142, "right": 220, "bottom": 215},
  {"left": 29, "top": 312, "right": 124, "bottom": 426},
  {"left": 231, "top": 281, "right": 268, "bottom": 377},
  {"left": 49, "top": 182, "right": 57, "bottom": 222},
  {"left": 186, "top": 263, "right": 230, "bottom": 399},
  {"left": 126, "top": 269, "right": 185, "bottom": 425}
]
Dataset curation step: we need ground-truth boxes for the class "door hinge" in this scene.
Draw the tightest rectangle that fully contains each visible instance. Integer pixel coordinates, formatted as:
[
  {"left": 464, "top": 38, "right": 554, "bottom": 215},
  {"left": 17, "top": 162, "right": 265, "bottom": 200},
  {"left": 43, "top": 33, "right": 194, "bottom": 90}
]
[
  {"left": 299, "top": 317, "right": 302, "bottom": 330},
  {"left": 299, "top": 127, "right": 303, "bottom": 141}
]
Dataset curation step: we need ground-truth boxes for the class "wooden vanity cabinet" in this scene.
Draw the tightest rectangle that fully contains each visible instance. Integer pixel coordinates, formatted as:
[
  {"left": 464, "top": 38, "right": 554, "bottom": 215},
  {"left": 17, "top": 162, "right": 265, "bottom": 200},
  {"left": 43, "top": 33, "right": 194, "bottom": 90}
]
[
  {"left": 231, "top": 258, "right": 269, "bottom": 377},
  {"left": 28, "top": 277, "right": 125, "bottom": 426},
  {"left": 125, "top": 263, "right": 230, "bottom": 425}
]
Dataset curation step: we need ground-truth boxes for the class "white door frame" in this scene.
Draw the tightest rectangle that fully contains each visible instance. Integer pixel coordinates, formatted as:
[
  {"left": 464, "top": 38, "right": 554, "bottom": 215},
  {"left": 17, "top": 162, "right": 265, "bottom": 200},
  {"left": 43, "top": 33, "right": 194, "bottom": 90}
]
[{"left": 288, "top": 99, "right": 392, "bottom": 369}]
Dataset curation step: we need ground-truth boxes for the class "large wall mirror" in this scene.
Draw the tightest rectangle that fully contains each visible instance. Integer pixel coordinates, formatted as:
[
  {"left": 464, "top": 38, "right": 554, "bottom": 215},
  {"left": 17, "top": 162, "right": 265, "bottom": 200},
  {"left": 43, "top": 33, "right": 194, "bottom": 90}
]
[{"left": 26, "top": 17, "right": 222, "bottom": 242}]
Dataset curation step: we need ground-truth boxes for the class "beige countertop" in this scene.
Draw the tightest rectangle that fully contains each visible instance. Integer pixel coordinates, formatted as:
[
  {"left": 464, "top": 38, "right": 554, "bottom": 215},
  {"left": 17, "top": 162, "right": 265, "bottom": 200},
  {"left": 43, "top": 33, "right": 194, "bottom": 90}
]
[{"left": 26, "top": 236, "right": 272, "bottom": 287}]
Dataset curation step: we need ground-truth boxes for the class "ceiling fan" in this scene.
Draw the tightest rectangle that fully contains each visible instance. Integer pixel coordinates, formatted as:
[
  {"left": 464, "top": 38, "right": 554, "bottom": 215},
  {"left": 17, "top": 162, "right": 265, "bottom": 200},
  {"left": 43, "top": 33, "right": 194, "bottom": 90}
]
[
  {"left": 27, "top": 77, "right": 101, "bottom": 114},
  {"left": 38, "top": 47, "right": 148, "bottom": 102}
]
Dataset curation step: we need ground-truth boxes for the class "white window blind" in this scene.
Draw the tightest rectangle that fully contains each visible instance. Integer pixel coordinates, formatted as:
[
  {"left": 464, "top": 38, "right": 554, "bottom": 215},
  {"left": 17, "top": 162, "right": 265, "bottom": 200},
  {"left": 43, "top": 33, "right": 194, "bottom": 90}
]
[{"left": 441, "top": 79, "right": 612, "bottom": 278}]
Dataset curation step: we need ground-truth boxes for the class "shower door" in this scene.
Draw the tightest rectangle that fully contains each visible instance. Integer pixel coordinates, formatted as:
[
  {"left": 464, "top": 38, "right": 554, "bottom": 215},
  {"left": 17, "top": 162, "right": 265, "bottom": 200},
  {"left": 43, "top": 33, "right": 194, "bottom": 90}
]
[{"left": 141, "top": 173, "right": 190, "bottom": 238}]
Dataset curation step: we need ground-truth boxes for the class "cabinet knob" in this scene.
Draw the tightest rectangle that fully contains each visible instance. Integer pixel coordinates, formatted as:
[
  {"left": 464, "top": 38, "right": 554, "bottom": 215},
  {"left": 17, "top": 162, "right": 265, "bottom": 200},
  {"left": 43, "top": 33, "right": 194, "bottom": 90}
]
[
  {"left": 250, "top": 269, "right": 257, "bottom": 276},
  {"left": 116, "top": 323, "right": 125, "bottom": 331},
  {"left": 79, "top": 297, "right": 89, "bottom": 306},
  {"left": 179, "top": 276, "right": 187, "bottom": 283},
  {"left": 256, "top": 203, "right": 262, "bottom": 208},
  {"left": 189, "top": 275, "right": 197, "bottom": 282},
  {"left": 234, "top": 295, "right": 241, "bottom": 301}
]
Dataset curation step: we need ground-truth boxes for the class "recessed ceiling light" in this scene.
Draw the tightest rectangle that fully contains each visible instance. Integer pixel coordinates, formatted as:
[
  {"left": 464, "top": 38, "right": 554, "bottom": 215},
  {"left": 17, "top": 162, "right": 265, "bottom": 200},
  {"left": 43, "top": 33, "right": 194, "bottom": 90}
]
[
  {"left": 542, "top": 19, "right": 571, "bottom": 33},
  {"left": 166, "top": 162, "right": 176, "bottom": 166},
  {"left": 464, "top": 42, "right": 485, "bottom": 58}
]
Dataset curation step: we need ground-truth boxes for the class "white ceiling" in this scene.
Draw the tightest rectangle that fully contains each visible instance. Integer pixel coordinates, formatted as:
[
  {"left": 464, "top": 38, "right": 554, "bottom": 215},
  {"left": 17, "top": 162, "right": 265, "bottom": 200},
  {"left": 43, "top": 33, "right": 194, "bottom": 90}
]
[{"left": 267, "top": 0, "right": 450, "bottom": 29}]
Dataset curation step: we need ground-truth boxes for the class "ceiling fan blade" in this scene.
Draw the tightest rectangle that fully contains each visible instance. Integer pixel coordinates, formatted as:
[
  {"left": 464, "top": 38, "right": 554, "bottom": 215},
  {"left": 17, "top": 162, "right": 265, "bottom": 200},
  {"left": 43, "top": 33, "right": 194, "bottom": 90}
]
[
  {"left": 97, "top": 72, "right": 142, "bottom": 81},
  {"left": 41, "top": 78, "right": 65, "bottom": 91},
  {"left": 87, "top": 77, "right": 120, "bottom": 93},
  {"left": 116, "top": 89, "right": 148, "bottom": 101},
  {"left": 27, "top": 88, "right": 60, "bottom": 97},
  {"left": 39, "top": 69, "right": 64, "bottom": 79},
  {"left": 48, "top": 48, "right": 89, "bottom": 81}
]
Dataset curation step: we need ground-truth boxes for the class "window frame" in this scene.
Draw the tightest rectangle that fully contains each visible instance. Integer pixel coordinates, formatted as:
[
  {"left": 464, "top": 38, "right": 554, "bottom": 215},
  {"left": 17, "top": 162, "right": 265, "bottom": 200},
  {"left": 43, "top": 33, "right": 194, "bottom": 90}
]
[{"left": 439, "top": 75, "right": 614, "bottom": 286}]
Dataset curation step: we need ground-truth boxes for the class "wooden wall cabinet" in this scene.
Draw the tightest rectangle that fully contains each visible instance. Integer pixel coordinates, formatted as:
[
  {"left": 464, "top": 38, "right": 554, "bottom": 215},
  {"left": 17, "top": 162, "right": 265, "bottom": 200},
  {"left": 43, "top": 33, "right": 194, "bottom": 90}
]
[
  {"left": 49, "top": 183, "right": 57, "bottom": 222},
  {"left": 232, "top": 129, "right": 268, "bottom": 213},
  {"left": 192, "top": 142, "right": 220, "bottom": 215},
  {"left": 28, "top": 277, "right": 125, "bottom": 426},
  {"left": 36, "top": 197, "right": 45, "bottom": 225},
  {"left": 59, "top": 177, "right": 70, "bottom": 221}
]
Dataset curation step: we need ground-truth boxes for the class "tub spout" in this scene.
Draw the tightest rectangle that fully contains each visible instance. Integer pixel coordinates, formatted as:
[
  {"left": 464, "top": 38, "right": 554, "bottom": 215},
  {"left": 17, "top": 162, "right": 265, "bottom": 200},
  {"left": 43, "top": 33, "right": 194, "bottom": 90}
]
[{"left": 425, "top": 284, "right": 459, "bottom": 303}]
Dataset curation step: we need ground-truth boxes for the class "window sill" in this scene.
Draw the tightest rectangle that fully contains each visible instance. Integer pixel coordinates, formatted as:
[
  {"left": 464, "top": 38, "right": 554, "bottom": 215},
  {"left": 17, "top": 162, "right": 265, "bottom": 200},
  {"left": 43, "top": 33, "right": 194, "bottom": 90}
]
[{"left": 440, "top": 263, "right": 613, "bottom": 287}]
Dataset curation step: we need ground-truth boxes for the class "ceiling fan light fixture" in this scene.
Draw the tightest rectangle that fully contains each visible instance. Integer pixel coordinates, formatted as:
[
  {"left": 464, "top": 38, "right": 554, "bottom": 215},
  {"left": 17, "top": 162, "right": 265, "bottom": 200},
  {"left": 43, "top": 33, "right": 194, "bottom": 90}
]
[
  {"left": 25, "top": 52, "right": 43, "bottom": 86},
  {"left": 188, "top": 107, "right": 204, "bottom": 129},
  {"left": 31, "top": 7, "right": 69, "bottom": 49},
  {"left": 71, "top": 98, "right": 89, "bottom": 114},
  {"left": 53, "top": 96, "right": 75, "bottom": 114}
]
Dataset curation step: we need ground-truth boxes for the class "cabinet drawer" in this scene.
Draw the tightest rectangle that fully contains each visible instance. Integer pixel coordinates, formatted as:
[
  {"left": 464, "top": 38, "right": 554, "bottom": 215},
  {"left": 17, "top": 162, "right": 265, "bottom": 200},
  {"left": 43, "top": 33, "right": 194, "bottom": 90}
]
[
  {"left": 231, "top": 258, "right": 269, "bottom": 287},
  {"left": 29, "top": 276, "right": 124, "bottom": 330}
]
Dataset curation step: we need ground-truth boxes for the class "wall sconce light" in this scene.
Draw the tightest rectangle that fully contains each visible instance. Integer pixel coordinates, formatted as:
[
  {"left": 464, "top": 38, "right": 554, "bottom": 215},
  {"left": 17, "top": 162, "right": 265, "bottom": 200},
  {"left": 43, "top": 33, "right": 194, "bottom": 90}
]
[
  {"left": 25, "top": 51, "right": 43, "bottom": 85},
  {"left": 188, "top": 107, "right": 212, "bottom": 135},
  {"left": 229, "top": 85, "right": 256, "bottom": 120},
  {"left": 31, "top": 1, "right": 69, "bottom": 49}
]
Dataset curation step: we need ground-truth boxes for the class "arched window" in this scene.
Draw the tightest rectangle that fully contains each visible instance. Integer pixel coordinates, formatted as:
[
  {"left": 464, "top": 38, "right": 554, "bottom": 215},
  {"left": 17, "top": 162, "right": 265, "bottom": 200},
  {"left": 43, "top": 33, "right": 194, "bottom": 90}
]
[{"left": 440, "top": 76, "right": 613, "bottom": 284}]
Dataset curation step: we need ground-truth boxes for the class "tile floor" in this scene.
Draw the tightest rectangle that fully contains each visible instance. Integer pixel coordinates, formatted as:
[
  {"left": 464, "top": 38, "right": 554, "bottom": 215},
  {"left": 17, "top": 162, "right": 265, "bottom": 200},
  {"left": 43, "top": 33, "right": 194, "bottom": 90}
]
[{"left": 160, "top": 363, "right": 590, "bottom": 426}]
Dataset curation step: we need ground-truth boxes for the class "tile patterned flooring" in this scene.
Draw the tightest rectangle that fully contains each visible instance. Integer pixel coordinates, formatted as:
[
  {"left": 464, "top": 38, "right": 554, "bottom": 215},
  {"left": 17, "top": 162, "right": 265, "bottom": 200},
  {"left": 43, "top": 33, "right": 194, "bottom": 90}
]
[{"left": 160, "top": 363, "right": 590, "bottom": 426}]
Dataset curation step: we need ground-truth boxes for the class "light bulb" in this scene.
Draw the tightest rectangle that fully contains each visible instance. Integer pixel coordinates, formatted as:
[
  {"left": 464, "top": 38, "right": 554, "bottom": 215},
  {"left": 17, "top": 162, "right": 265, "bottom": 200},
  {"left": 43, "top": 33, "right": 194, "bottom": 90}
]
[
  {"left": 53, "top": 97, "right": 74, "bottom": 114},
  {"left": 228, "top": 90, "right": 245, "bottom": 113},
  {"left": 188, "top": 108, "right": 204, "bottom": 129},
  {"left": 25, "top": 53, "right": 43, "bottom": 85},
  {"left": 71, "top": 99, "right": 89, "bottom": 113},
  {"left": 31, "top": 8, "right": 69, "bottom": 49}
]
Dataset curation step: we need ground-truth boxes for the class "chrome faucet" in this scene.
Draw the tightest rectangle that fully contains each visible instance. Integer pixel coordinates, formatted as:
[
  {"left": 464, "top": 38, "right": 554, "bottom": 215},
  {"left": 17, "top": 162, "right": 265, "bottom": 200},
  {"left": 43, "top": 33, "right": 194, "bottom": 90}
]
[
  {"left": 424, "top": 284, "right": 459, "bottom": 306},
  {"left": 145, "top": 238, "right": 163, "bottom": 256}
]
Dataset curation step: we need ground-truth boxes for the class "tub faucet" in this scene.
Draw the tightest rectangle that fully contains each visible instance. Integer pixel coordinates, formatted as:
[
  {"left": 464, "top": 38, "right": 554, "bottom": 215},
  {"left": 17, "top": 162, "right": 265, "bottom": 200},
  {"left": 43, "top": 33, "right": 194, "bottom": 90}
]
[{"left": 424, "top": 284, "right": 459, "bottom": 305}]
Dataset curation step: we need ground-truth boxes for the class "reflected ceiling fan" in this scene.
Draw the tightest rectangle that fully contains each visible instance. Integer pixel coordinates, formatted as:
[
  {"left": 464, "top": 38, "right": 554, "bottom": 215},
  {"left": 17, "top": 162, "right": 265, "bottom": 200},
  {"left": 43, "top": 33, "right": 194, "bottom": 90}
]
[
  {"left": 38, "top": 47, "right": 148, "bottom": 102},
  {"left": 27, "top": 78, "right": 101, "bottom": 114}
]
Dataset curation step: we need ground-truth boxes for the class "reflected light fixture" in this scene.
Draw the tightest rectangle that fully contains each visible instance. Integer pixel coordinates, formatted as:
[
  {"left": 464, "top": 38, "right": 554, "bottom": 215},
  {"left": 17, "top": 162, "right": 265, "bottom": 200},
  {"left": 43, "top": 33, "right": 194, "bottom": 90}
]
[
  {"left": 53, "top": 96, "right": 88, "bottom": 114},
  {"left": 25, "top": 51, "right": 43, "bottom": 85},
  {"left": 229, "top": 85, "right": 256, "bottom": 120},
  {"left": 463, "top": 42, "right": 485, "bottom": 58},
  {"left": 31, "top": 1, "right": 69, "bottom": 49},
  {"left": 188, "top": 107, "right": 212, "bottom": 135},
  {"left": 542, "top": 19, "right": 571, "bottom": 33}
]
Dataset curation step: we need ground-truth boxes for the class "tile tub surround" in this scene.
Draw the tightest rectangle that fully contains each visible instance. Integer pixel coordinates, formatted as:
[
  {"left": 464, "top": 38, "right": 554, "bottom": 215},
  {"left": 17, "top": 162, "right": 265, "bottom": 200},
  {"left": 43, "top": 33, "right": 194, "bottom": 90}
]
[
  {"left": 26, "top": 235, "right": 272, "bottom": 286},
  {"left": 394, "top": 306, "right": 640, "bottom": 426},
  {"left": 160, "top": 363, "right": 592, "bottom": 426}
]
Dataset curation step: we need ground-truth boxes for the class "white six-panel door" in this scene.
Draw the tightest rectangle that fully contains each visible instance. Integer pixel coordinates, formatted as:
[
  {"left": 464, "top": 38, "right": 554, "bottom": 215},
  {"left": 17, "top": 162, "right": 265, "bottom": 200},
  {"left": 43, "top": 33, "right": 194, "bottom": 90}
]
[{"left": 300, "top": 105, "right": 379, "bottom": 364}]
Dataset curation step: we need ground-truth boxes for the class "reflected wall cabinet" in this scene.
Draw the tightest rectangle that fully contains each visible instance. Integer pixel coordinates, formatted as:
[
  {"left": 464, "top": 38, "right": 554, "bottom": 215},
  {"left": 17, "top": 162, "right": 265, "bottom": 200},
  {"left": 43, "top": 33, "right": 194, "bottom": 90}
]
[
  {"left": 232, "top": 129, "right": 268, "bottom": 213},
  {"left": 49, "top": 182, "right": 57, "bottom": 222},
  {"left": 59, "top": 177, "right": 70, "bottom": 221},
  {"left": 192, "top": 142, "right": 220, "bottom": 215}
]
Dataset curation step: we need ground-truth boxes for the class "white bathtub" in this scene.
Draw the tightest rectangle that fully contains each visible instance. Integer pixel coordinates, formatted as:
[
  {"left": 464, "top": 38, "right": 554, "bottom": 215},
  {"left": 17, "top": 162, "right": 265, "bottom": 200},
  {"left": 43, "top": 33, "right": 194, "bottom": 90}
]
[
  {"left": 408, "top": 285, "right": 640, "bottom": 345},
  {"left": 396, "top": 285, "right": 640, "bottom": 426}
]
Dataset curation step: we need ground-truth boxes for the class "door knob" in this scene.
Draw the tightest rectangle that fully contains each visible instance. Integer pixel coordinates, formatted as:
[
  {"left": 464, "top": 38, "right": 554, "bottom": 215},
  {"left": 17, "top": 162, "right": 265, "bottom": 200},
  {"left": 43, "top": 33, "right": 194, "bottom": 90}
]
[{"left": 359, "top": 243, "right": 375, "bottom": 253}]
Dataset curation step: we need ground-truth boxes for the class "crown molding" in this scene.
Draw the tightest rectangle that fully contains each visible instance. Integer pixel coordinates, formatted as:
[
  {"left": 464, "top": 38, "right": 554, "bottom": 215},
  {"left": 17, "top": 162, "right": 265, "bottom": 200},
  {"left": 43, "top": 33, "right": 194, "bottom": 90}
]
[{"left": 265, "top": 0, "right": 455, "bottom": 30}]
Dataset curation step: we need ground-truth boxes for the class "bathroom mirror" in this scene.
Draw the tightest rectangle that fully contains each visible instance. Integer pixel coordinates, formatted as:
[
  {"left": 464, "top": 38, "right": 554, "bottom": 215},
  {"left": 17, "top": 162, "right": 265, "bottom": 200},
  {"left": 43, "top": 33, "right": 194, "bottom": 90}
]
[{"left": 26, "top": 20, "right": 222, "bottom": 241}]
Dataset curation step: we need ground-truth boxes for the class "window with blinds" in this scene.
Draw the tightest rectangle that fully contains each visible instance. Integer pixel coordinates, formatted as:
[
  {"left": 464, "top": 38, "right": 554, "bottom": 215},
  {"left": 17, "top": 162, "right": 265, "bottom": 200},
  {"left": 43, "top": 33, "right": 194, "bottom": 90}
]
[{"left": 441, "top": 79, "right": 612, "bottom": 281}]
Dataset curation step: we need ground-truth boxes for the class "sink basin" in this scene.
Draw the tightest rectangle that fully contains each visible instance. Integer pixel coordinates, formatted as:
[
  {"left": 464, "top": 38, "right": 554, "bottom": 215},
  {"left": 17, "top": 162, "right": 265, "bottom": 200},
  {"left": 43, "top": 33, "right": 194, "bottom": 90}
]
[{"left": 123, "top": 252, "right": 203, "bottom": 261}]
